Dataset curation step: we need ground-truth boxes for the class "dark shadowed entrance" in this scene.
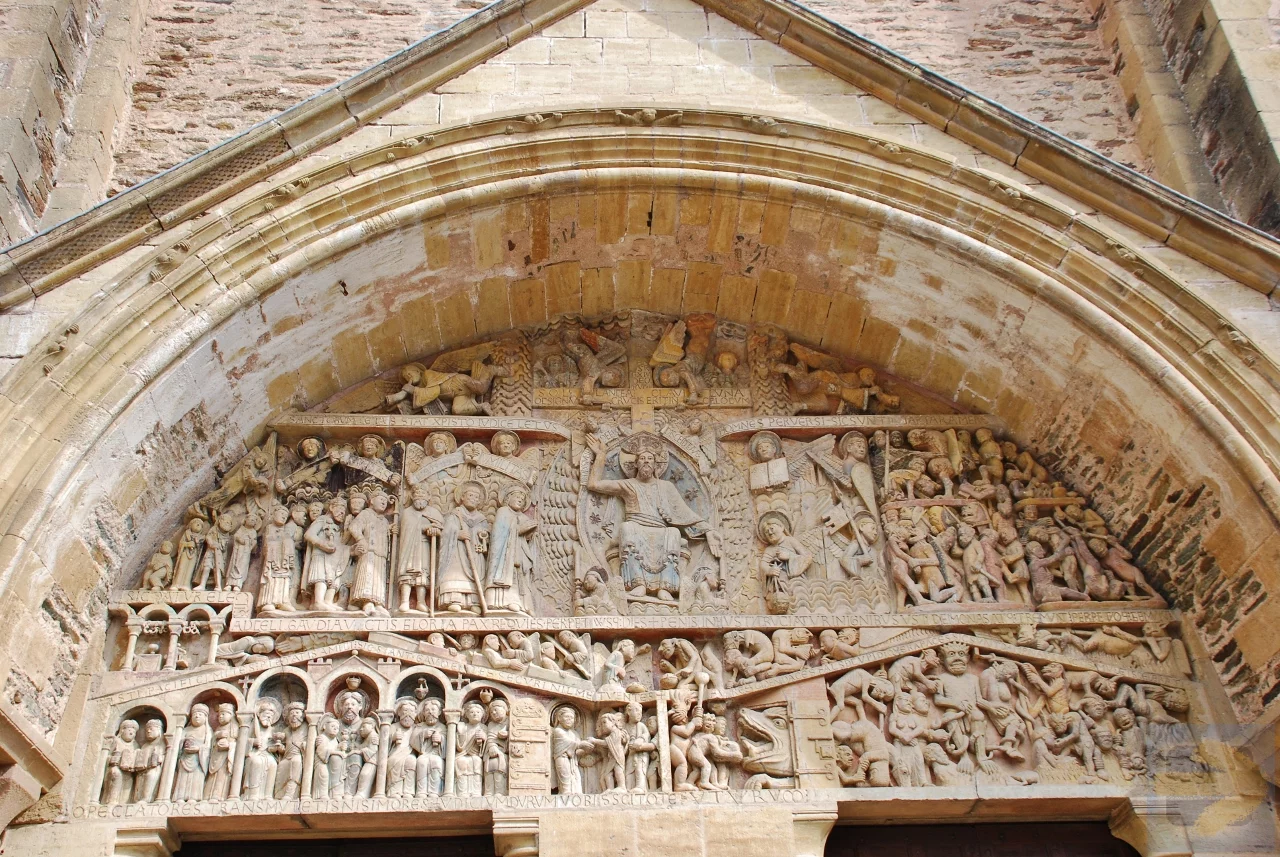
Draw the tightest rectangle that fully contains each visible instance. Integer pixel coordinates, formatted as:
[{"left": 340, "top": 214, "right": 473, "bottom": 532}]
[{"left": 826, "top": 823, "right": 1140, "bottom": 857}]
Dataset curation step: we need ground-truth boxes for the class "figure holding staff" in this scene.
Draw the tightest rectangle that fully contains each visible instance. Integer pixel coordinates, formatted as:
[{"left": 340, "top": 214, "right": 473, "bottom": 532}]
[
  {"left": 397, "top": 485, "right": 443, "bottom": 613},
  {"left": 436, "top": 480, "right": 490, "bottom": 614}
]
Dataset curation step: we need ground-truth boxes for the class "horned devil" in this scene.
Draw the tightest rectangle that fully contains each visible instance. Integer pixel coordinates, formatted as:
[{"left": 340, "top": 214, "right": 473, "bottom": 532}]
[{"left": 738, "top": 707, "right": 795, "bottom": 789}]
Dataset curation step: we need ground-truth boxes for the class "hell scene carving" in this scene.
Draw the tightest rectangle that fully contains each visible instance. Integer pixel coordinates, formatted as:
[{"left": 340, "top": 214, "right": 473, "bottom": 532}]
[{"left": 87, "top": 312, "right": 1208, "bottom": 817}]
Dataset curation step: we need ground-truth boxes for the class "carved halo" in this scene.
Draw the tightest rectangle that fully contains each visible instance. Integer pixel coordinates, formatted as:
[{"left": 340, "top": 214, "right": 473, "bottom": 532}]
[
  {"left": 618, "top": 433, "right": 669, "bottom": 479},
  {"left": 454, "top": 480, "right": 487, "bottom": 506},
  {"left": 490, "top": 430, "right": 521, "bottom": 456},
  {"left": 424, "top": 430, "right": 458, "bottom": 457},
  {"left": 334, "top": 679, "right": 371, "bottom": 718},
  {"left": 756, "top": 509, "right": 794, "bottom": 542},
  {"left": 747, "top": 431, "right": 784, "bottom": 463},
  {"left": 356, "top": 434, "right": 387, "bottom": 459},
  {"left": 838, "top": 430, "right": 869, "bottom": 459}
]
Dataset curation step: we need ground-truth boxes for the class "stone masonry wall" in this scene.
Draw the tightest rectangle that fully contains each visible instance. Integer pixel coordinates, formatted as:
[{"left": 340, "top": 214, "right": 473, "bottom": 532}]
[
  {"left": 105, "top": 0, "right": 1155, "bottom": 194},
  {"left": 108, "top": 0, "right": 477, "bottom": 192}
]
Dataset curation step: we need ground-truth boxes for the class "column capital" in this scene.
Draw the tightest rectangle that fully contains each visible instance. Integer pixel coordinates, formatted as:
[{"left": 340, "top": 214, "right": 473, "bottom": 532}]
[
  {"left": 114, "top": 826, "right": 180, "bottom": 857},
  {"left": 791, "top": 807, "right": 838, "bottom": 857},
  {"left": 493, "top": 812, "right": 539, "bottom": 857},
  {"left": 1109, "top": 797, "right": 1193, "bottom": 857}
]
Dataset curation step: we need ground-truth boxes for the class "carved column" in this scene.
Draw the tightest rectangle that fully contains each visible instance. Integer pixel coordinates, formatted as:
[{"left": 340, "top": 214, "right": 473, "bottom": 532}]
[
  {"left": 122, "top": 620, "right": 142, "bottom": 672},
  {"left": 443, "top": 708, "right": 460, "bottom": 794},
  {"left": 228, "top": 711, "right": 254, "bottom": 798},
  {"left": 156, "top": 714, "right": 186, "bottom": 803},
  {"left": 89, "top": 734, "right": 113, "bottom": 804},
  {"left": 301, "top": 711, "right": 321, "bottom": 798},
  {"left": 205, "top": 619, "right": 225, "bottom": 667},
  {"left": 655, "top": 692, "right": 672, "bottom": 793},
  {"left": 374, "top": 710, "right": 393, "bottom": 797},
  {"left": 163, "top": 620, "right": 183, "bottom": 671},
  {"left": 1110, "top": 798, "right": 1193, "bottom": 857}
]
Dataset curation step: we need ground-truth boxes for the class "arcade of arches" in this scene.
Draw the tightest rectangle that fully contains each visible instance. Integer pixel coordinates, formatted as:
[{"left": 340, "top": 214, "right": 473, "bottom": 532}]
[{"left": 0, "top": 2, "right": 1279, "bottom": 856}]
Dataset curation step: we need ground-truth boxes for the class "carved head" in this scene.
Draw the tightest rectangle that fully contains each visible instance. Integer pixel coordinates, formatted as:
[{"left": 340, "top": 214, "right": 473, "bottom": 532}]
[
  {"left": 655, "top": 366, "right": 681, "bottom": 388},
  {"left": 685, "top": 418, "right": 703, "bottom": 435},
  {"left": 401, "top": 364, "right": 425, "bottom": 385},
  {"left": 956, "top": 523, "right": 975, "bottom": 546},
  {"left": 818, "top": 629, "right": 838, "bottom": 652},
  {"left": 503, "top": 485, "right": 530, "bottom": 512},
  {"left": 117, "top": 719, "right": 139, "bottom": 742},
  {"left": 838, "top": 431, "right": 868, "bottom": 461},
  {"left": 491, "top": 431, "right": 521, "bottom": 458},
  {"left": 626, "top": 701, "right": 643, "bottom": 722},
  {"left": 189, "top": 703, "right": 209, "bottom": 727},
  {"left": 857, "top": 367, "right": 876, "bottom": 386},
  {"left": 1041, "top": 662, "right": 1063, "bottom": 681},
  {"left": 939, "top": 642, "right": 971, "bottom": 675},
  {"left": 328, "top": 496, "right": 347, "bottom": 523},
  {"left": 855, "top": 514, "right": 879, "bottom": 544},
  {"left": 270, "top": 505, "right": 289, "bottom": 526},
  {"left": 420, "top": 698, "right": 442, "bottom": 723},
  {"left": 396, "top": 699, "right": 417, "bottom": 726},
  {"left": 157, "top": 540, "right": 174, "bottom": 557},
  {"left": 216, "top": 703, "right": 235, "bottom": 726},
  {"left": 483, "top": 634, "right": 501, "bottom": 651},
  {"left": 348, "top": 491, "right": 367, "bottom": 514},
  {"left": 635, "top": 451, "right": 658, "bottom": 480},
  {"left": 748, "top": 431, "right": 782, "bottom": 463},
  {"left": 358, "top": 435, "right": 385, "bottom": 459},
  {"left": 757, "top": 511, "right": 792, "bottom": 546},
  {"left": 600, "top": 365, "right": 625, "bottom": 388},
  {"left": 835, "top": 744, "right": 855, "bottom": 766},
  {"left": 255, "top": 698, "right": 281, "bottom": 728},
  {"left": 581, "top": 568, "right": 605, "bottom": 592},
  {"left": 457, "top": 633, "right": 477, "bottom": 650},
  {"left": 1079, "top": 697, "right": 1106, "bottom": 720},
  {"left": 144, "top": 719, "right": 163, "bottom": 741},
  {"left": 554, "top": 707, "right": 576, "bottom": 730},
  {"left": 488, "top": 699, "right": 509, "bottom": 724},
  {"left": 321, "top": 715, "right": 340, "bottom": 738},
  {"left": 426, "top": 431, "right": 457, "bottom": 457},
  {"left": 299, "top": 437, "right": 324, "bottom": 461},
  {"left": 370, "top": 490, "right": 390, "bottom": 514},
  {"left": 359, "top": 717, "right": 377, "bottom": 739},
  {"left": 336, "top": 689, "right": 367, "bottom": 723},
  {"left": 463, "top": 701, "right": 485, "bottom": 725},
  {"left": 715, "top": 351, "right": 738, "bottom": 374},
  {"left": 307, "top": 501, "right": 325, "bottom": 522},
  {"left": 276, "top": 702, "right": 301, "bottom": 729},
  {"left": 1113, "top": 707, "right": 1135, "bottom": 729},
  {"left": 458, "top": 481, "right": 484, "bottom": 511}
]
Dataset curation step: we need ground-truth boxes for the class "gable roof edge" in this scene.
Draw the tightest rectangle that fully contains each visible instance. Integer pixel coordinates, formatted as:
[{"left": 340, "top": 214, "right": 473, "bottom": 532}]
[
  {"left": 703, "top": 0, "right": 1280, "bottom": 295},
  {"left": 0, "top": 0, "right": 1276, "bottom": 308}
]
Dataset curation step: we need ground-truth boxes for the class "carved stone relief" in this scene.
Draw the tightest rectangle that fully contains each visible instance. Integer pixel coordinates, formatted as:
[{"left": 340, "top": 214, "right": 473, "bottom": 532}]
[{"left": 87, "top": 311, "right": 1209, "bottom": 819}]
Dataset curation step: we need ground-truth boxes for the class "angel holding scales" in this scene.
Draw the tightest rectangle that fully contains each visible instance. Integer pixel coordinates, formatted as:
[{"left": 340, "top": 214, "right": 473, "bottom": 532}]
[{"left": 585, "top": 433, "right": 721, "bottom": 602}]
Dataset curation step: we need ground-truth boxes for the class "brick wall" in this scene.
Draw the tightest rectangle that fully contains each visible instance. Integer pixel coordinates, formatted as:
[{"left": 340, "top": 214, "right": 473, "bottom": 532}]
[{"left": 105, "top": 0, "right": 1155, "bottom": 194}]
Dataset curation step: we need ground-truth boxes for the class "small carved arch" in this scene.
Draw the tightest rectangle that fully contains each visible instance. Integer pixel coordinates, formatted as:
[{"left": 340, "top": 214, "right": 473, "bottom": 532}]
[
  {"left": 136, "top": 604, "right": 177, "bottom": 621},
  {"left": 247, "top": 666, "right": 313, "bottom": 710},
  {"left": 320, "top": 670, "right": 386, "bottom": 716},
  {"left": 177, "top": 603, "right": 218, "bottom": 623},
  {"left": 392, "top": 667, "right": 449, "bottom": 707},
  {"left": 115, "top": 703, "right": 169, "bottom": 735}
]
